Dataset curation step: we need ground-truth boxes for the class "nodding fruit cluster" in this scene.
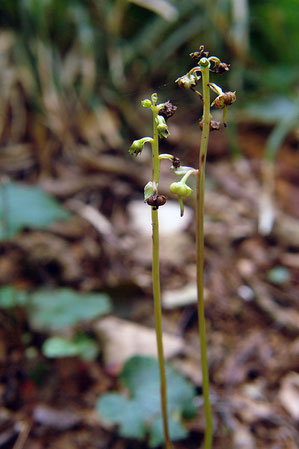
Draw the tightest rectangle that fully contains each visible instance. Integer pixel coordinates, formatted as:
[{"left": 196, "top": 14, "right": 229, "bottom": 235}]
[{"left": 176, "top": 45, "right": 236, "bottom": 127}]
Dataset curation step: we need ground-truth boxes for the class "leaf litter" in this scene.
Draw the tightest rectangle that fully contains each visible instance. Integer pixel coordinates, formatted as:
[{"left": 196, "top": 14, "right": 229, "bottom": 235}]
[{"left": 0, "top": 124, "right": 298, "bottom": 449}]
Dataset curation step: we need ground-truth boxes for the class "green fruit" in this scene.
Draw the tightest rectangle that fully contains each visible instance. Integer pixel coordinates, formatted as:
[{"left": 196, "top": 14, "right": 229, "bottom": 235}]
[{"left": 170, "top": 182, "right": 192, "bottom": 197}]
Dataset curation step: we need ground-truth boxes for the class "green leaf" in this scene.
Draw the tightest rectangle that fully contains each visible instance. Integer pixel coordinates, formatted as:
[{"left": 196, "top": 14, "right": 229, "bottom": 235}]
[
  {"left": 97, "top": 393, "right": 130, "bottom": 423},
  {"left": 0, "top": 182, "right": 70, "bottom": 240},
  {"left": 29, "top": 288, "right": 112, "bottom": 331},
  {"left": 96, "top": 356, "right": 196, "bottom": 447},
  {"left": 103, "top": 396, "right": 147, "bottom": 440},
  {"left": 42, "top": 334, "right": 99, "bottom": 361},
  {"left": 0, "top": 285, "right": 29, "bottom": 308}
]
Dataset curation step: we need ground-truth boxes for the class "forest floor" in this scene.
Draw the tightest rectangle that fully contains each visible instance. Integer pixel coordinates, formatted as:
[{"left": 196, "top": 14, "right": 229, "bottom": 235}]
[{"left": 0, "top": 123, "right": 298, "bottom": 449}]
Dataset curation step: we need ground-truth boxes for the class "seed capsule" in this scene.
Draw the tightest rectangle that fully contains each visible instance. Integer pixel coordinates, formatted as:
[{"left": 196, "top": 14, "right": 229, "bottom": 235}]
[
  {"left": 175, "top": 73, "right": 197, "bottom": 90},
  {"left": 169, "top": 182, "right": 192, "bottom": 198},
  {"left": 213, "top": 62, "right": 230, "bottom": 74},
  {"left": 158, "top": 101, "right": 177, "bottom": 120},
  {"left": 146, "top": 195, "right": 167, "bottom": 209},
  {"left": 170, "top": 181, "right": 192, "bottom": 217},
  {"left": 199, "top": 120, "right": 221, "bottom": 131},
  {"left": 214, "top": 91, "right": 236, "bottom": 109},
  {"left": 172, "top": 157, "right": 181, "bottom": 169}
]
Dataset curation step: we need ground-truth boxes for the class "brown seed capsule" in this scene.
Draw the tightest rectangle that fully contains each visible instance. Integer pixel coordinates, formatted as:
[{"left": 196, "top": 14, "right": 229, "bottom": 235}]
[
  {"left": 214, "top": 91, "right": 236, "bottom": 109},
  {"left": 146, "top": 195, "right": 167, "bottom": 210},
  {"left": 225, "top": 92, "right": 236, "bottom": 105},
  {"left": 212, "top": 62, "right": 230, "bottom": 74},
  {"left": 199, "top": 120, "right": 221, "bottom": 131},
  {"left": 172, "top": 157, "right": 181, "bottom": 168},
  {"left": 175, "top": 73, "right": 197, "bottom": 90},
  {"left": 158, "top": 101, "right": 177, "bottom": 120}
]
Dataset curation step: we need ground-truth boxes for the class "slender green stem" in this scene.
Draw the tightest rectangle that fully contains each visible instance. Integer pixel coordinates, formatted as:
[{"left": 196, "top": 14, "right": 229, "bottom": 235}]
[
  {"left": 152, "top": 106, "right": 161, "bottom": 186},
  {"left": 196, "top": 64, "right": 213, "bottom": 449},
  {"left": 151, "top": 103, "right": 172, "bottom": 449}
]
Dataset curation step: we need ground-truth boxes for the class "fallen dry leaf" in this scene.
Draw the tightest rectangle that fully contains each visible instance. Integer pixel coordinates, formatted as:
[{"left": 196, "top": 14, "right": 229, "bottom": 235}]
[
  {"left": 233, "top": 422, "right": 255, "bottom": 449},
  {"left": 95, "top": 316, "right": 184, "bottom": 372},
  {"left": 162, "top": 284, "right": 210, "bottom": 309},
  {"left": 278, "top": 372, "right": 299, "bottom": 421},
  {"left": 33, "top": 405, "right": 81, "bottom": 430}
]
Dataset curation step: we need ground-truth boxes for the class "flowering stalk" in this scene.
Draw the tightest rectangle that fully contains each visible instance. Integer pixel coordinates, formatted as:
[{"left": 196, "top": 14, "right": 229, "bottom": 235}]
[
  {"left": 129, "top": 94, "right": 178, "bottom": 449},
  {"left": 176, "top": 45, "right": 236, "bottom": 449},
  {"left": 196, "top": 58, "right": 213, "bottom": 449},
  {"left": 151, "top": 96, "right": 172, "bottom": 449}
]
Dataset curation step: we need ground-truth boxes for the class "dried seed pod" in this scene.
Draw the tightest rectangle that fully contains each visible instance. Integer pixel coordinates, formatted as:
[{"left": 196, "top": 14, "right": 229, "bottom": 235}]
[
  {"left": 175, "top": 73, "right": 197, "bottom": 90},
  {"left": 172, "top": 157, "right": 181, "bottom": 168},
  {"left": 199, "top": 120, "right": 221, "bottom": 131},
  {"left": 212, "top": 62, "right": 230, "bottom": 74},
  {"left": 223, "top": 91, "right": 236, "bottom": 105},
  {"left": 158, "top": 101, "right": 177, "bottom": 120},
  {"left": 214, "top": 92, "right": 236, "bottom": 109},
  {"left": 214, "top": 96, "right": 225, "bottom": 109},
  {"left": 146, "top": 195, "right": 167, "bottom": 209},
  {"left": 216, "top": 62, "right": 230, "bottom": 74}
]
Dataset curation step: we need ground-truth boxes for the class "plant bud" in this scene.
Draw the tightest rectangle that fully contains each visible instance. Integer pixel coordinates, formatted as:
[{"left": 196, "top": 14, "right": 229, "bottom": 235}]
[
  {"left": 129, "top": 137, "right": 152, "bottom": 156},
  {"left": 199, "top": 57, "right": 210, "bottom": 68},
  {"left": 141, "top": 99, "right": 152, "bottom": 108},
  {"left": 156, "top": 116, "right": 169, "bottom": 139},
  {"left": 151, "top": 93, "right": 158, "bottom": 104},
  {"left": 190, "top": 45, "right": 209, "bottom": 62},
  {"left": 129, "top": 140, "right": 144, "bottom": 156}
]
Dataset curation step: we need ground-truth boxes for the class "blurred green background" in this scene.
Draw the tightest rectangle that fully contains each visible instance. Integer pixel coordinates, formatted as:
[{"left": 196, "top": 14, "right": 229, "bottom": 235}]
[{"left": 0, "top": 0, "right": 298, "bottom": 161}]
